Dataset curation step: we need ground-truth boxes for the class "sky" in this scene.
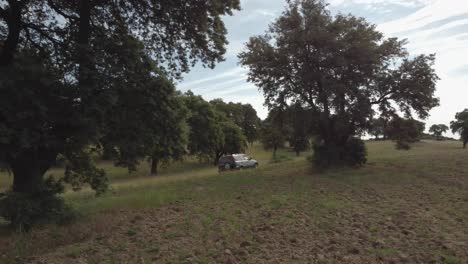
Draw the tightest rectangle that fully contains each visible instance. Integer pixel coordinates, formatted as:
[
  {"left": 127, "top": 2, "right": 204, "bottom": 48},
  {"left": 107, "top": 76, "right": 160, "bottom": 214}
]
[{"left": 178, "top": 0, "right": 468, "bottom": 134}]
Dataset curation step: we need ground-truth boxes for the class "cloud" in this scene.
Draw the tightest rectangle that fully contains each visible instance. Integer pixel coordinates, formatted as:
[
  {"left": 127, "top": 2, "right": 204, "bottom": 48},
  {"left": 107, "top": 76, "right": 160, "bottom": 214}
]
[
  {"left": 178, "top": 0, "right": 468, "bottom": 125},
  {"left": 329, "top": 0, "right": 434, "bottom": 8},
  {"left": 178, "top": 67, "right": 247, "bottom": 90}
]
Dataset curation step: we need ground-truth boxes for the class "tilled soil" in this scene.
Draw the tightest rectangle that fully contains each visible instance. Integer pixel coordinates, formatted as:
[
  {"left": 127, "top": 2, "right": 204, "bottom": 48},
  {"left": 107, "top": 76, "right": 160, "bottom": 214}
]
[{"left": 24, "top": 168, "right": 468, "bottom": 263}]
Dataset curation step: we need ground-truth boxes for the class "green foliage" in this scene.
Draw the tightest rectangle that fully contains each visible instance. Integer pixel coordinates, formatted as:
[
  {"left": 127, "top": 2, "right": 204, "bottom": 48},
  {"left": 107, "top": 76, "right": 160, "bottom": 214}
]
[
  {"left": 312, "top": 137, "right": 367, "bottom": 168},
  {"left": 0, "top": 1, "right": 240, "bottom": 74},
  {"left": 63, "top": 149, "right": 108, "bottom": 196},
  {"left": 182, "top": 93, "right": 247, "bottom": 165},
  {"left": 239, "top": 0, "right": 439, "bottom": 167},
  {"left": 387, "top": 117, "right": 425, "bottom": 150},
  {"left": 210, "top": 99, "right": 261, "bottom": 145},
  {"left": 260, "top": 108, "right": 288, "bottom": 157},
  {"left": 429, "top": 124, "right": 449, "bottom": 141},
  {"left": 183, "top": 92, "right": 225, "bottom": 162},
  {"left": 216, "top": 121, "right": 247, "bottom": 160},
  {"left": 285, "top": 103, "right": 312, "bottom": 155},
  {"left": 450, "top": 109, "right": 468, "bottom": 148},
  {"left": 0, "top": 177, "right": 75, "bottom": 230},
  {"left": 0, "top": 0, "right": 239, "bottom": 227}
]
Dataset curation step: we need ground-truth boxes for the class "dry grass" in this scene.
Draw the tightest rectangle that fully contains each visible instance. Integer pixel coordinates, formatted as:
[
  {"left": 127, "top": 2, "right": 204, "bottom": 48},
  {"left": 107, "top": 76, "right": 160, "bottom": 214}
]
[{"left": 0, "top": 140, "right": 467, "bottom": 264}]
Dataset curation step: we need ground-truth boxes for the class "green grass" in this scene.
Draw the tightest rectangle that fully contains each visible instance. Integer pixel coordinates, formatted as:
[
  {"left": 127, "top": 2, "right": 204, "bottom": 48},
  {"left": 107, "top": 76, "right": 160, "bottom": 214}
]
[
  {"left": 0, "top": 143, "right": 293, "bottom": 191},
  {"left": 0, "top": 140, "right": 468, "bottom": 263}
]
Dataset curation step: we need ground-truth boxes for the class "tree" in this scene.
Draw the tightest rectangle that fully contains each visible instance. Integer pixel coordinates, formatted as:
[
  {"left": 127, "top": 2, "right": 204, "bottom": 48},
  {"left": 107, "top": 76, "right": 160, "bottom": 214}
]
[
  {"left": 450, "top": 109, "right": 468, "bottom": 148},
  {"left": 239, "top": 0, "right": 439, "bottom": 167},
  {"left": 149, "top": 96, "right": 188, "bottom": 176},
  {"left": 260, "top": 108, "right": 288, "bottom": 157},
  {"left": 182, "top": 92, "right": 225, "bottom": 163},
  {"left": 286, "top": 103, "right": 312, "bottom": 156},
  {"left": 429, "top": 124, "right": 449, "bottom": 141},
  {"left": 386, "top": 117, "right": 425, "bottom": 150},
  {"left": 210, "top": 99, "right": 261, "bottom": 145},
  {"left": 369, "top": 117, "right": 389, "bottom": 140},
  {"left": 0, "top": 1, "right": 239, "bottom": 226},
  {"left": 214, "top": 121, "right": 247, "bottom": 165}
]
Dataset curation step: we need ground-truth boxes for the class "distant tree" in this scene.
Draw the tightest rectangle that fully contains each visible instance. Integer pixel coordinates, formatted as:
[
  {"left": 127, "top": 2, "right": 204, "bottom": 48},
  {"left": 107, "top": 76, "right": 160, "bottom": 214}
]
[
  {"left": 214, "top": 121, "right": 247, "bottom": 165},
  {"left": 429, "top": 124, "right": 449, "bottom": 141},
  {"left": 149, "top": 95, "right": 189, "bottom": 176},
  {"left": 260, "top": 108, "right": 288, "bottom": 157},
  {"left": 210, "top": 99, "right": 261, "bottom": 145},
  {"left": 97, "top": 37, "right": 187, "bottom": 175},
  {"left": 239, "top": 0, "right": 439, "bottom": 167},
  {"left": 387, "top": 117, "right": 425, "bottom": 150},
  {"left": 182, "top": 92, "right": 224, "bottom": 163},
  {"left": 241, "top": 105, "right": 262, "bottom": 146},
  {"left": 450, "top": 109, "right": 468, "bottom": 148}
]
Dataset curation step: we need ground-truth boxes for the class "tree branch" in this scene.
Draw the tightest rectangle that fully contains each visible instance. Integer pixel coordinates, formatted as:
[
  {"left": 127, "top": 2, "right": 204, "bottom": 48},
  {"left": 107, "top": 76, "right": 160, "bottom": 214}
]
[
  {"left": 47, "top": 0, "right": 79, "bottom": 21},
  {"left": 370, "top": 90, "right": 393, "bottom": 105},
  {"left": 22, "top": 22, "right": 62, "bottom": 46}
]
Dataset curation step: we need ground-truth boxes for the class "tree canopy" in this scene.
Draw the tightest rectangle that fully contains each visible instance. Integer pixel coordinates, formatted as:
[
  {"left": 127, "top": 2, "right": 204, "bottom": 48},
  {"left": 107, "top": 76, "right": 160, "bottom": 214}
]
[
  {"left": 260, "top": 108, "right": 288, "bottom": 157},
  {"left": 450, "top": 109, "right": 468, "bottom": 148},
  {"left": 210, "top": 99, "right": 261, "bottom": 145},
  {"left": 0, "top": 0, "right": 240, "bottom": 227},
  {"left": 386, "top": 117, "right": 425, "bottom": 150},
  {"left": 239, "top": 0, "right": 439, "bottom": 167},
  {"left": 429, "top": 124, "right": 449, "bottom": 141}
]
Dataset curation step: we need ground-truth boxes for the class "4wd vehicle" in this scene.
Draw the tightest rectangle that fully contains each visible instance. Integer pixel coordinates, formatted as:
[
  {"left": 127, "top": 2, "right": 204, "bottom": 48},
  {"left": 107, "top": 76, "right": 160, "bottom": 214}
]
[{"left": 218, "top": 154, "right": 259, "bottom": 172}]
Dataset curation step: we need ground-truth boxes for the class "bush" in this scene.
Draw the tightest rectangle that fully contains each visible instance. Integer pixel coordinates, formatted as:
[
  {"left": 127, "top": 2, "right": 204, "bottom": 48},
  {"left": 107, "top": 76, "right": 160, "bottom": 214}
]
[
  {"left": 312, "top": 137, "right": 367, "bottom": 168},
  {"left": 0, "top": 178, "right": 75, "bottom": 231},
  {"left": 395, "top": 140, "right": 411, "bottom": 150},
  {"left": 343, "top": 137, "right": 367, "bottom": 166}
]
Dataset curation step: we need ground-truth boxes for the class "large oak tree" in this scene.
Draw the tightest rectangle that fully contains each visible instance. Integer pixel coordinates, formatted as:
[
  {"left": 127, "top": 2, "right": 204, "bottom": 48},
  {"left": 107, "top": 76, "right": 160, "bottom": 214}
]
[
  {"left": 239, "top": 0, "right": 439, "bottom": 167},
  {"left": 0, "top": 0, "right": 240, "bottom": 226}
]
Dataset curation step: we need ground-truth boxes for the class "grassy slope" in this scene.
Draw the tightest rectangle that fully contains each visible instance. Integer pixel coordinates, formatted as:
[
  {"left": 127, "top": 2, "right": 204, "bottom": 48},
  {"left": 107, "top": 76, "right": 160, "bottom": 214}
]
[{"left": 1, "top": 140, "right": 468, "bottom": 264}]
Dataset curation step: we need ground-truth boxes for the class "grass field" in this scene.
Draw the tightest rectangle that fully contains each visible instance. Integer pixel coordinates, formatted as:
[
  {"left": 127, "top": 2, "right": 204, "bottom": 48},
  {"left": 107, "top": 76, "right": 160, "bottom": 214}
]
[{"left": 1, "top": 140, "right": 467, "bottom": 263}]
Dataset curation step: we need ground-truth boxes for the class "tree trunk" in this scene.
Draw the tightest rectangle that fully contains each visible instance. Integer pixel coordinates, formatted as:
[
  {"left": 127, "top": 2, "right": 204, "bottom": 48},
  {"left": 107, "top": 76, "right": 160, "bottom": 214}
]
[
  {"left": 213, "top": 152, "right": 222, "bottom": 166},
  {"left": 0, "top": 1, "right": 24, "bottom": 67},
  {"left": 8, "top": 149, "right": 57, "bottom": 193},
  {"left": 464, "top": 140, "right": 467, "bottom": 149},
  {"left": 295, "top": 150, "right": 300, "bottom": 156},
  {"left": 150, "top": 158, "right": 158, "bottom": 176}
]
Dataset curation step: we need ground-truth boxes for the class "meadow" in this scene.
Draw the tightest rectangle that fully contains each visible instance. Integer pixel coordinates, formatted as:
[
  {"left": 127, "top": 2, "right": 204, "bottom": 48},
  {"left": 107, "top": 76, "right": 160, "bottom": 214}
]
[{"left": 0, "top": 140, "right": 467, "bottom": 263}]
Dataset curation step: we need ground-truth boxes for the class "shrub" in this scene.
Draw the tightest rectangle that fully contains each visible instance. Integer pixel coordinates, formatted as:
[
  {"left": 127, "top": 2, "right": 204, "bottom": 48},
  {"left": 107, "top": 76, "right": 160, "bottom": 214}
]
[
  {"left": 0, "top": 178, "right": 75, "bottom": 231},
  {"left": 343, "top": 137, "right": 367, "bottom": 167},
  {"left": 395, "top": 140, "right": 411, "bottom": 150},
  {"left": 312, "top": 138, "right": 367, "bottom": 168}
]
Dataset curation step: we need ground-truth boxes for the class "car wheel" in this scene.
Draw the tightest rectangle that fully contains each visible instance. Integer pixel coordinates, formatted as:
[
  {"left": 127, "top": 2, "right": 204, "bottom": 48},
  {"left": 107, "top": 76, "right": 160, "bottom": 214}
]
[
  {"left": 254, "top": 163, "right": 258, "bottom": 169},
  {"left": 224, "top": 163, "right": 231, "bottom": 170}
]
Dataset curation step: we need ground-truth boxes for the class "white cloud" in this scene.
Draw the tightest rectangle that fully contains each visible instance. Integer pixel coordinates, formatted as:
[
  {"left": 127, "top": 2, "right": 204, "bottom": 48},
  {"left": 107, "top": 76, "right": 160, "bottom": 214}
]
[
  {"left": 329, "top": 0, "right": 434, "bottom": 8},
  {"left": 179, "top": 0, "right": 468, "bottom": 125},
  {"left": 376, "top": 0, "right": 468, "bottom": 136}
]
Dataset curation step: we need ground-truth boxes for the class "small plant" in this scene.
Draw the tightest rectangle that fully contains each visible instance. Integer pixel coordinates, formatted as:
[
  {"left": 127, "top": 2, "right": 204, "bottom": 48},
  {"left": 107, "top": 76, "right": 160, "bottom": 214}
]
[{"left": 126, "top": 228, "right": 137, "bottom": 237}]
